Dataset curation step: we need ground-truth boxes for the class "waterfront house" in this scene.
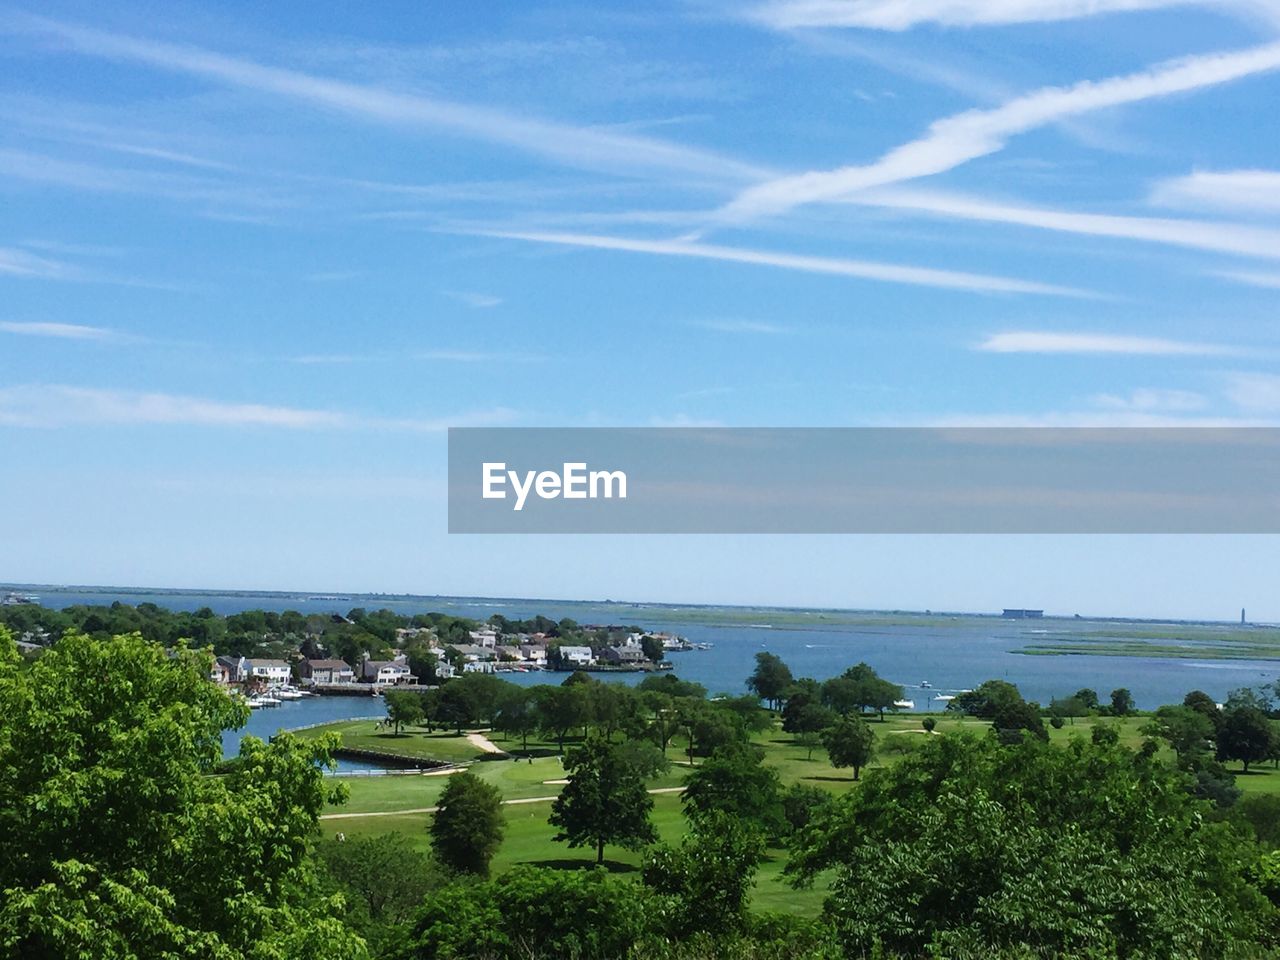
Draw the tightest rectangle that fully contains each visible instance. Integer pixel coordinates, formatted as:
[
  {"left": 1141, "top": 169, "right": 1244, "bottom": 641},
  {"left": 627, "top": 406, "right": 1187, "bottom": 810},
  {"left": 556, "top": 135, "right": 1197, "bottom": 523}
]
[
  {"left": 301, "top": 658, "right": 355, "bottom": 684},
  {"left": 214, "top": 655, "right": 245, "bottom": 684},
  {"left": 361, "top": 660, "right": 416, "bottom": 685},
  {"left": 451, "top": 643, "right": 496, "bottom": 663},
  {"left": 469, "top": 628, "right": 499, "bottom": 648},
  {"left": 463, "top": 660, "right": 497, "bottom": 674},
  {"left": 519, "top": 643, "right": 547, "bottom": 666},
  {"left": 600, "top": 644, "right": 647, "bottom": 665},
  {"left": 246, "top": 659, "right": 291, "bottom": 686},
  {"left": 559, "top": 645, "right": 595, "bottom": 667}
]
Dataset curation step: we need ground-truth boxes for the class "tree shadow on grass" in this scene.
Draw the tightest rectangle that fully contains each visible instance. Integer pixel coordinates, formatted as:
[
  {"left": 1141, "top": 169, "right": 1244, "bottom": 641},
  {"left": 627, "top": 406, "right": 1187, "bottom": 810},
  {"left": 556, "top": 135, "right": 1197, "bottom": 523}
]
[
  {"left": 517, "top": 857, "right": 639, "bottom": 874},
  {"left": 804, "top": 774, "right": 856, "bottom": 783}
]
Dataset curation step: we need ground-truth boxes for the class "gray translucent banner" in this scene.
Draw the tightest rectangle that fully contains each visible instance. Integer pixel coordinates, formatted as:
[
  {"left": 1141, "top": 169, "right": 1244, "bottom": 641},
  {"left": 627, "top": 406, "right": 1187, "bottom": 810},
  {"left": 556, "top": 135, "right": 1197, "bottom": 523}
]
[{"left": 448, "top": 428, "right": 1280, "bottom": 534}]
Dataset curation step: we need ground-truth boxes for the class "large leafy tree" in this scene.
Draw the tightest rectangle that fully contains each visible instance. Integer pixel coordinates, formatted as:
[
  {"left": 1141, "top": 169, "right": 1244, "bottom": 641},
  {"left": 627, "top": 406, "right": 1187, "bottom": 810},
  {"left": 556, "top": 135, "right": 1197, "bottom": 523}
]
[
  {"left": 549, "top": 736, "right": 656, "bottom": 864},
  {"left": 746, "top": 652, "right": 793, "bottom": 710},
  {"left": 384, "top": 688, "right": 424, "bottom": 735},
  {"left": 1218, "top": 706, "right": 1274, "bottom": 773},
  {"left": 0, "top": 628, "right": 365, "bottom": 959},
  {"left": 430, "top": 771, "right": 506, "bottom": 876},
  {"left": 682, "top": 743, "right": 786, "bottom": 839},
  {"left": 821, "top": 715, "right": 875, "bottom": 780},
  {"left": 790, "top": 732, "right": 1269, "bottom": 958}
]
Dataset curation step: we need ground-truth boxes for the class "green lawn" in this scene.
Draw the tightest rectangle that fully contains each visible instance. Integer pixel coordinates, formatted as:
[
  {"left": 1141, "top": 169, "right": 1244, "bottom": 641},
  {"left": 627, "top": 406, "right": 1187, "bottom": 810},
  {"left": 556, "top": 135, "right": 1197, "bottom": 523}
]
[
  {"left": 311, "top": 710, "right": 1273, "bottom": 922},
  {"left": 294, "top": 721, "right": 492, "bottom": 763}
]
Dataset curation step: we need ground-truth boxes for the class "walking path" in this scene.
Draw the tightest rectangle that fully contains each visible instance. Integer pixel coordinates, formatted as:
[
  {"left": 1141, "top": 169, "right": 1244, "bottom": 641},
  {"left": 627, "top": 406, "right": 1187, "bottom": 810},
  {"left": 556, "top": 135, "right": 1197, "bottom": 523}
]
[
  {"left": 320, "top": 785, "right": 684, "bottom": 821},
  {"left": 466, "top": 732, "right": 504, "bottom": 754}
]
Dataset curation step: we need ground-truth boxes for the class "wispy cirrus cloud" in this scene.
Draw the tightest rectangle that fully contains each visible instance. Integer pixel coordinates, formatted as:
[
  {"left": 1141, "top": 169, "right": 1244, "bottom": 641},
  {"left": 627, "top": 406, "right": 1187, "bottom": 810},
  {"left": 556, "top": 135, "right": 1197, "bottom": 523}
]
[
  {"left": 694, "top": 319, "right": 792, "bottom": 334},
  {"left": 6, "top": 14, "right": 768, "bottom": 185},
  {"left": 1217, "top": 270, "right": 1280, "bottom": 289},
  {"left": 1151, "top": 169, "right": 1280, "bottom": 214},
  {"left": 1091, "top": 387, "right": 1208, "bottom": 412},
  {"left": 845, "top": 187, "right": 1280, "bottom": 261},
  {"left": 977, "top": 331, "right": 1241, "bottom": 356},
  {"left": 0, "top": 321, "right": 122, "bottom": 341},
  {"left": 444, "top": 290, "right": 503, "bottom": 309},
  {"left": 746, "top": 0, "right": 1203, "bottom": 31},
  {"left": 1223, "top": 373, "right": 1280, "bottom": 412},
  {"left": 0, "top": 246, "right": 76, "bottom": 279},
  {"left": 715, "top": 41, "right": 1280, "bottom": 224},
  {"left": 473, "top": 229, "right": 1089, "bottom": 297},
  {"left": 0, "top": 384, "right": 519, "bottom": 431}
]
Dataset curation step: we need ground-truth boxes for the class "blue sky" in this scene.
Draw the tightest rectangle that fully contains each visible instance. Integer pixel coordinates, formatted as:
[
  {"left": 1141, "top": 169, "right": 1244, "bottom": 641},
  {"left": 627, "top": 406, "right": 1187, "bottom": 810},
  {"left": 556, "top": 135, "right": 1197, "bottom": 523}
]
[{"left": 3, "top": 1, "right": 1280, "bottom": 618}]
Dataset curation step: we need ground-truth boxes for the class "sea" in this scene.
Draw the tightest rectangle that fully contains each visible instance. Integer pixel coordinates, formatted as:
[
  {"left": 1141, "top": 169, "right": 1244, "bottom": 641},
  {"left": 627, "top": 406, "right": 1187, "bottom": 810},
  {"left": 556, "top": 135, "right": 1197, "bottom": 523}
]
[{"left": 9, "top": 585, "right": 1279, "bottom": 761}]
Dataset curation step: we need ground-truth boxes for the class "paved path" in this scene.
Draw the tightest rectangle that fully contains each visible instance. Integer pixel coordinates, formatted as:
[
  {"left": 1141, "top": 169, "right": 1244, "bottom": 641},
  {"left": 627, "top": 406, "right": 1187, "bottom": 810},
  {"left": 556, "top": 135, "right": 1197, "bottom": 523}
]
[
  {"left": 321, "top": 785, "right": 684, "bottom": 821},
  {"left": 467, "top": 732, "right": 504, "bottom": 754}
]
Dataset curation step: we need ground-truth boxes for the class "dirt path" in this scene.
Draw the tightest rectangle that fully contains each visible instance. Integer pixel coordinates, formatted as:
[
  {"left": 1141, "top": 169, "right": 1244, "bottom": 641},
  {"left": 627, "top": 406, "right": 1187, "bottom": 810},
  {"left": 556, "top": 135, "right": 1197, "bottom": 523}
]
[
  {"left": 320, "top": 785, "right": 684, "bottom": 821},
  {"left": 467, "top": 732, "right": 504, "bottom": 754}
]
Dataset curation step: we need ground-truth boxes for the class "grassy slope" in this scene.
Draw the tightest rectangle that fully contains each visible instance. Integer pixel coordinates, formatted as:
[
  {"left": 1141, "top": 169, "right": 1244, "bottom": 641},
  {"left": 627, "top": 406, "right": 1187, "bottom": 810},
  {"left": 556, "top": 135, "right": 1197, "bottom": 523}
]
[{"left": 305, "top": 711, "right": 1223, "bottom": 916}]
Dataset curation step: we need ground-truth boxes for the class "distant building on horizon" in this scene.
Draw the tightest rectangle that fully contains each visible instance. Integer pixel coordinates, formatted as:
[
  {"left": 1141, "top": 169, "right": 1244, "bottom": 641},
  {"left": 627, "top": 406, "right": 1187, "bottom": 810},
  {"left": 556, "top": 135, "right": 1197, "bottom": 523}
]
[{"left": 1002, "top": 608, "right": 1044, "bottom": 619}]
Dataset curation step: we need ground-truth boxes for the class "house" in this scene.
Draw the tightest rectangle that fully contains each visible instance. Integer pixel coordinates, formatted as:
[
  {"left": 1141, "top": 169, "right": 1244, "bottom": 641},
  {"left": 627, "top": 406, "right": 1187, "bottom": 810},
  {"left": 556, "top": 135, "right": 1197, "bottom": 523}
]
[
  {"left": 362, "top": 660, "right": 416, "bottom": 685},
  {"left": 495, "top": 644, "right": 524, "bottom": 662},
  {"left": 558, "top": 645, "right": 595, "bottom": 667},
  {"left": 301, "top": 658, "right": 355, "bottom": 684},
  {"left": 519, "top": 643, "right": 547, "bottom": 666},
  {"left": 469, "top": 628, "right": 499, "bottom": 648},
  {"left": 451, "top": 643, "right": 495, "bottom": 663},
  {"left": 214, "top": 655, "right": 244, "bottom": 684},
  {"left": 463, "top": 660, "right": 497, "bottom": 674},
  {"left": 601, "top": 644, "right": 647, "bottom": 665},
  {"left": 245, "top": 659, "right": 291, "bottom": 685}
]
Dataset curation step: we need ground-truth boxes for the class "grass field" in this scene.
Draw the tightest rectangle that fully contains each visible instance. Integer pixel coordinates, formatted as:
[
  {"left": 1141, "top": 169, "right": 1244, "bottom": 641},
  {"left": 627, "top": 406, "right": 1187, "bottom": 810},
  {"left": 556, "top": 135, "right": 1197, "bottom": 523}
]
[{"left": 300, "top": 711, "right": 1223, "bottom": 916}]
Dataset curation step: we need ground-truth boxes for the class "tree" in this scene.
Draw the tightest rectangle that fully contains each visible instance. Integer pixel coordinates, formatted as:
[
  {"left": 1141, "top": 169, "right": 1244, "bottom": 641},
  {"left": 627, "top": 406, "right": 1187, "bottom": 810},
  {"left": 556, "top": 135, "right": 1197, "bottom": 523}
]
[
  {"left": 639, "top": 634, "right": 665, "bottom": 663},
  {"left": 682, "top": 743, "right": 785, "bottom": 839},
  {"left": 430, "top": 771, "right": 505, "bottom": 876},
  {"left": 922, "top": 716, "right": 937, "bottom": 733},
  {"left": 991, "top": 698, "right": 1048, "bottom": 743},
  {"left": 1110, "top": 687, "right": 1135, "bottom": 716},
  {"left": 949, "top": 679, "right": 1024, "bottom": 719},
  {"left": 641, "top": 813, "right": 764, "bottom": 937},
  {"left": 316, "top": 833, "right": 443, "bottom": 952},
  {"left": 822, "top": 716, "right": 876, "bottom": 780},
  {"left": 1218, "top": 706, "right": 1273, "bottom": 773},
  {"left": 549, "top": 737, "right": 656, "bottom": 864},
  {"left": 1073, "top": 687, "right": 1100, "bottom": 711},
  {"left": 1185, "top": 689, "right": 1224, "bottom": 732},
  {"left": 790, "top": 732, "right": 1269, "bottom": 958},
  {"left": 492, "top": 686, "right": 541, "bottom": 760},
  {"left": 746, "top": 651, "right": 793, "bottom": 710},
  {"left": 384, "top": 688, "right": 424, "bottom": 735},
  {"left": 1239, "top": 794, "right": 1280, "bottom": 848},
  {"left": 1145, "top": 705, "right": 1216, "bottom": 759},
  {"left": 535, "top": 683, "right": 589, "bottom": 754},
  {"left": 0, "top": 628, "right": 364, "bottom": 958}
]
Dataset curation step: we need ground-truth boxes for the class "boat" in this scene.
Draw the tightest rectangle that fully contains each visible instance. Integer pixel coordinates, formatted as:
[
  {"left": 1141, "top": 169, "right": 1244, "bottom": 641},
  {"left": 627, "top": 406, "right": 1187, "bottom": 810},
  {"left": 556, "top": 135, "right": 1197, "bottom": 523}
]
[
  {"left": 274, "top": 687, "right": 303, "bottom": 700},
  {"left": 894, "top": 699, "right": 916, "bottom": 709},
  {"left": 257, "top": 695, "right": 281, "bottom": 707},
  {"left": 933, "top": 694, "right": 955, "bottom": 703},
  {"left": 2, "top": 592, "right": 38, "bottom": 606},
  {"left": 919, "top": 680, "right": 932, "bottom": 688}
]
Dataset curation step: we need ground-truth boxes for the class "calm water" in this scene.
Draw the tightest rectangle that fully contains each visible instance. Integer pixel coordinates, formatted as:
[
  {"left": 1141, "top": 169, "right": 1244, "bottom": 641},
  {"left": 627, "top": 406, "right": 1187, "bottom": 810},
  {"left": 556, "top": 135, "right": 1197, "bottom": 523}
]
[{"left": 19, "top": 587, "right": 1280, "bottom": 757}]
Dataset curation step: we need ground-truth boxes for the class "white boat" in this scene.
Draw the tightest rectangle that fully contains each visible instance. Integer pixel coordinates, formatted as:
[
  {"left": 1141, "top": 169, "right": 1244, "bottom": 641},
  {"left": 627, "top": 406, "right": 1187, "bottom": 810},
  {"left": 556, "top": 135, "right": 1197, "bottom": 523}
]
[
  {"left": 257, "top": 695, "right": 281, "bottom": 706},
  {"left": 920, "top": 680, "right": 932, "bottom": 688},
  {"left": 274, "top": 688, "right": 303, "bottom": 700},
  {"left": 933, "top": 694, "right": 955, "bottom": 703},
  {"left": 246, "top": 696, "right": 265, "bottom": 709},
  {"left": 894, "top": 699, "right": 916, "bottom": 709}
]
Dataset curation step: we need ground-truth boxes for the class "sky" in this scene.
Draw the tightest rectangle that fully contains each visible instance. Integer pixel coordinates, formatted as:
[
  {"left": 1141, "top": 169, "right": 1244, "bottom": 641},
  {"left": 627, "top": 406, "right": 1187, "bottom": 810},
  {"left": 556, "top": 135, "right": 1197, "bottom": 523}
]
[{"left": 2, "top": 1, "right": 1280, "bottom": 619}]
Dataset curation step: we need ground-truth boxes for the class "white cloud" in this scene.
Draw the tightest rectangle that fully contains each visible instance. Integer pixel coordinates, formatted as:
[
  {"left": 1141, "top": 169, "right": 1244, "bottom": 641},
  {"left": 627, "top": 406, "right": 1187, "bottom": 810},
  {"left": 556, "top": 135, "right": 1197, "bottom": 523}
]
[
  {"left": 977, "top": 331, "right": 1240, "bottom": 355},
  {"left": 716, "top": 40, "right": 1280, "bottom": 224},
  {"left": 748, "top": 0, "right": 1202, "bottom": 30},
  {"left": 9, "top": 14, "right": 767, "bottom": 185},
  {"left": 475, "top": 229, "right": 1089, "bottom": 296},
  {"left": 0, "top": 246, "right": 75, "bottom": 279},
  {"left": 1091, "top": 387, "right": 1207, "bottom": 411},
  {"left": 1151, "top": 169, "right": 1280, "bottom": 214},
  {"left": 0, "top": 321, "right": 118, "bottom": 340},
  {"left": 1223, "top": 372, "right": 1280, "bottom": 411},
  {"left": 444, "top": 290, "right": 504, "bottom": 309},
  {"left": 0, "top": 384, "right": 518, "bottom": 431},
  {"left": 695, "top": 319, "right": 791, "bottom": 334},
  {"left": 846, "top": 187, "right": 1280, "bottom": 260},
  {"left": 1217, "top": 269, "right": 1280, "bottom": 288}
]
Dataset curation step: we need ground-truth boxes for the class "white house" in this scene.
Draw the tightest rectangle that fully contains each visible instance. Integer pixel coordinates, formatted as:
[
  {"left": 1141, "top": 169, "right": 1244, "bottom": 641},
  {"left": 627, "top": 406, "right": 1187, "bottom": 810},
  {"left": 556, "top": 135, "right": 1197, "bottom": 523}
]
[
  {"left": 301, "top": 659, "right": 355, "bottom": 684},
  {"left": 463, "top": 660, "right": 496, "bottom": 674},
  {"left": 246, "top": 659, "right": 291, "bottom": 685},
  {"left": 469, "top": 629, "right": 499, "bottom": 648},
  {"left": 559, "top": 645, "right": 595, "bottom": 667}
]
